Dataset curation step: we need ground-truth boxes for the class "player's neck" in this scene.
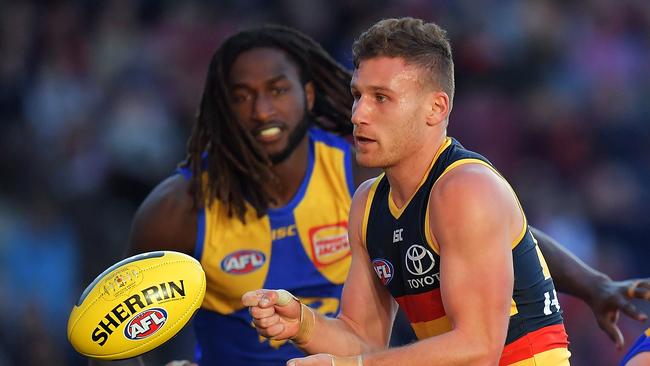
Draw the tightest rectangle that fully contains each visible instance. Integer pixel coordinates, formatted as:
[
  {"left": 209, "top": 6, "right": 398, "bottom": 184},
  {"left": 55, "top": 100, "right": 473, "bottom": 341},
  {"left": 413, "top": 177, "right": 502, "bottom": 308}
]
[
  {"left": 269, "top": 136, "right": 310, "bottom": 207},
  {"left": 385, "top": 134, "right": 446, "bottom": 209}
]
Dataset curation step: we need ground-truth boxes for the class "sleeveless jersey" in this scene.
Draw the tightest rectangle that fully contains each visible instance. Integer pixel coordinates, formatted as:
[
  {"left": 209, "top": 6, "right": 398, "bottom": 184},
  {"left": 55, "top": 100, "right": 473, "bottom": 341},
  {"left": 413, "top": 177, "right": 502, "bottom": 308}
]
[
  {"left": 364, "top": 137, "right": 571, "bottom": 365},
  {"left": 620, "top": 328, "right": 650, "bottom": 365},
  {"left": 179, "top": 128, "right": 354, "bottom": 365}
]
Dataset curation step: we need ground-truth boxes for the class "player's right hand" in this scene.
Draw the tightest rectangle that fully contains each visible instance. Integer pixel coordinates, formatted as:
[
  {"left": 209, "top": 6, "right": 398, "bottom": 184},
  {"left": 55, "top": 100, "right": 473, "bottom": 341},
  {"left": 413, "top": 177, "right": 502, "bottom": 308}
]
[{"left": 242, "top": 289, "right": 303, "bottom": 340}]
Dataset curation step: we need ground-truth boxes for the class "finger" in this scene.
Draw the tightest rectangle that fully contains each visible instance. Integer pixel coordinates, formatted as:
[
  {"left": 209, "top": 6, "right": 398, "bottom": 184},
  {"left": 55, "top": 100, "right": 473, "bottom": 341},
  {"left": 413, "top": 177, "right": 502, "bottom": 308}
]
[
  {"left": 597, "top": 310, "right": 624, "bottom": 349},
  {"left": 265, "top": 322, "right": 286, "bottom": 338},
  {"left": 242, "top": 290, "right": 265, "bottom": 307},
  {"left": 620, "top": 301, "right": 648, "bottom": 321},
  {"left": 276, "top": 289, "right": 295, "bottom": 306},
  {"left": 258, "top": 289, "right": 296, "bottom": 308},
  {"left": 249, "top": 304, "right": 278, "bottom": 320},
  {"left": 630, "top": 279, "right": 650, "bottom": 300},
  {"left": 254, "top": 313, "right": 281, "bottom": 329}
]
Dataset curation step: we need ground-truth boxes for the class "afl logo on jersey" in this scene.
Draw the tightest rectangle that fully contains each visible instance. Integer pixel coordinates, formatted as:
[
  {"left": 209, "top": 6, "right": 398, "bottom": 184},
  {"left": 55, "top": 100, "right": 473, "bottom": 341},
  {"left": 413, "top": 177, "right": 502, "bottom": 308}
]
[
  {"left": 372, "top": 259, "right": 394, "bottom": 285},
  {"left": 124, "top": 308, "right": 167, "bottom": 340},
  {"left": 405, "top": 244, "right": 436, "bottom": 276},
  {"left": 221, "top": 250, "right": 266, "bottom": 274}
]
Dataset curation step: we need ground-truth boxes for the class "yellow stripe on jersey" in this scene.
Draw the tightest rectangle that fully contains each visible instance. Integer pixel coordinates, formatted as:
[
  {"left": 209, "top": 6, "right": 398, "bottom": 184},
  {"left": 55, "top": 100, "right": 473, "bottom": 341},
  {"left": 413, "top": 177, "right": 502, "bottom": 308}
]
[
  {"left": 511, "top": 298, "right": 519, "bottom": 316},
  {"left": 294, "top": 140, "right": 352, "bottom": 284},
  {"left": 535, "top": 243, "right": 552, "bottom": 280},
  {"left": 508, "top": 347, "right": 571, "bottom": 366},
  {"left": 387, "top": 138, "right": 452, "bottom": 219},
  {"left": 410, "top": 316, "right": 452, "bottom": 339},
  {"left": 645, "top": 328, "right": 650, "bottom": 337},
  {"left": 362, "top": 175, "right": 383, "bottom": 249},
  {"left": 201, "top": 202, "right": 272, "bottom": 314}
]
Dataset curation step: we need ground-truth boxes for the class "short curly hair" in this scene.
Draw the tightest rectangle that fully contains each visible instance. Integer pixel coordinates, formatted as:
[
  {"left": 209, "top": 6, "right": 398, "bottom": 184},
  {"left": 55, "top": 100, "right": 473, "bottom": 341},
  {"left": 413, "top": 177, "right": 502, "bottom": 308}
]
[{"left": 352, "top": 17, "right": 454, "bottom": 104}]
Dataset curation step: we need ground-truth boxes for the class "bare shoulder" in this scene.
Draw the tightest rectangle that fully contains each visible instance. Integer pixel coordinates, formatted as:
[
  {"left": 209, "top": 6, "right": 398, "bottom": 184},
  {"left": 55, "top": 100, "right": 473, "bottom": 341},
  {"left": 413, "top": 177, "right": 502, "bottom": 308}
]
[
  {"left": 129, "top": 174, "right": 197, "bottom": 256},
  {"left": 428, "top": 163, "right": 521, "bottom": 240},
  {"left": 430, "top": 163, "right": 513, "bottom": 210},
  {"left": 351, "top": 176, "right": 379, "bottom": 207}
]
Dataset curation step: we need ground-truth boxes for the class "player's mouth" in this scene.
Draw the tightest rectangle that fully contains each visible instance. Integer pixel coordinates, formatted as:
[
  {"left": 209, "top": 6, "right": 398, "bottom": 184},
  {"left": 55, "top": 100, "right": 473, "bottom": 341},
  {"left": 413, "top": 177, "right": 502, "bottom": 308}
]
[
  {"left": 354, "top": 134, "right": 376, "bottom": 146},
  {"left": 252, "top": 123, "right": 285, "bottom": 143}
]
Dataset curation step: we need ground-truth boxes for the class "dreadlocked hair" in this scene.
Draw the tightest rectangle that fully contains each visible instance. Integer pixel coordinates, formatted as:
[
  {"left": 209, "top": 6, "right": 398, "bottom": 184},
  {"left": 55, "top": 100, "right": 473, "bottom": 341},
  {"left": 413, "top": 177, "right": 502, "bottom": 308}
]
[{"left": 184, "top": 24, "right": 353, "bottom": 222}]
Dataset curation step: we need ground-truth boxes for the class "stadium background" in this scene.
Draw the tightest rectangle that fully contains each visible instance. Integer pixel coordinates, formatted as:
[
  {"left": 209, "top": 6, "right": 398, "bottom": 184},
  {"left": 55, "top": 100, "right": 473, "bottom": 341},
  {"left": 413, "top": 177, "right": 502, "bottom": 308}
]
[{"left": 0, "top": 0, "right": 648, "bottom": 364}]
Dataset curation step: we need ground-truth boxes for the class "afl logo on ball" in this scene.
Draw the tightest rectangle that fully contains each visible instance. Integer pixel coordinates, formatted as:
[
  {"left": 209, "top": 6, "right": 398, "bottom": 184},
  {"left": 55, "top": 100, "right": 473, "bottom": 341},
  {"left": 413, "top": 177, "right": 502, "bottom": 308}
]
[
  {"left": 372, "top": 259, "right": 394, "bottom": 285},
  {"left": 124, "top": 308, "right": 167, "bottom": 340},
  {"left": 221, "top": 250, "right": 266, "bottom": 274}
]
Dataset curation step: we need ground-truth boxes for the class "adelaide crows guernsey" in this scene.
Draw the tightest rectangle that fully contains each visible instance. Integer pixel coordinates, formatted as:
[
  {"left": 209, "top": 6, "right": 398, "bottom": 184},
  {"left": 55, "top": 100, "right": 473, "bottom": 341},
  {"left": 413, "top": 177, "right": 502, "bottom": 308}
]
[
  {"left": 364, "top": 137, "right": 571, "bottom": 365},
  {"left": 620, "top": 328, "right": 650, "bottom": 366},
  {"left": 179, "top": 128, "right": 354, "bottom": 365}
]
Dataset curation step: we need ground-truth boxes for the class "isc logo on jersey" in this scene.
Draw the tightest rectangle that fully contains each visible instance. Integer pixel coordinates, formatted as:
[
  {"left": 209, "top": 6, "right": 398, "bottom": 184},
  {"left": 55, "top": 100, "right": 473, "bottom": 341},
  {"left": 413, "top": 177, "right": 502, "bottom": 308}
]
[
  {"left": 310, "top": 222, "right": 350, "bottom": 266},
  {"left": 124, "top": 308, "right": 168, "bottom": 340},
  {"left": 221, "top": 250, "right": 266, "bottom": 274},
  {"left": 372, "top": 259, "right": 394, "bottom": 285}
]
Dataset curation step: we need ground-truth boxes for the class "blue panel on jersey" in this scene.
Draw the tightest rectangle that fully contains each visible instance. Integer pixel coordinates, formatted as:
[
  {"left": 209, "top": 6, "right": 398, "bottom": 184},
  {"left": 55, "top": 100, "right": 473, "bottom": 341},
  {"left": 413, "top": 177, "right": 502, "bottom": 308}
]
[{"left": 193, "top": 308, "right": 303, "bottom": 366}]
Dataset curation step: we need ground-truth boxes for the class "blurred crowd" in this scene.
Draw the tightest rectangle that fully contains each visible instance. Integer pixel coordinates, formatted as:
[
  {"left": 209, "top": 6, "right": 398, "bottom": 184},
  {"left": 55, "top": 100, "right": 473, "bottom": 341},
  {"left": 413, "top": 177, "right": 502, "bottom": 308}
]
[{"left": 0, "top": 0, "right": 648, "bottom": 365}]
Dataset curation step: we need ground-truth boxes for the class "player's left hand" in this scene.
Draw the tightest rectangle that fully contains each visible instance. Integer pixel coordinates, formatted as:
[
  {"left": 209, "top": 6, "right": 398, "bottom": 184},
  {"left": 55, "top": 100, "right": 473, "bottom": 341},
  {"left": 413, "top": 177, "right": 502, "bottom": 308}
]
[{"left": 587, "top": 277, "right": 650, "bottom": 349}]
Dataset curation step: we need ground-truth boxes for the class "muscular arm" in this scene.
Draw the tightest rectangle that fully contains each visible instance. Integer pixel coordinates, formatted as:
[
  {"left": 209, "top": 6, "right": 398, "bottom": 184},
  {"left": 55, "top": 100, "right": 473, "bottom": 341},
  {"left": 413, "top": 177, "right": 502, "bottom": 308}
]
[
  {"left": 354, "top": 164, "right": 517, "bottom": 366},
  {"left": 128, "top": 174, "right": 197, "bottom": 255},
  {"left": 353, "top": 163, "right": 517, "bottom": 365},
  {"left": 288, "top": 164, "right": 519, "bottom": 366}
]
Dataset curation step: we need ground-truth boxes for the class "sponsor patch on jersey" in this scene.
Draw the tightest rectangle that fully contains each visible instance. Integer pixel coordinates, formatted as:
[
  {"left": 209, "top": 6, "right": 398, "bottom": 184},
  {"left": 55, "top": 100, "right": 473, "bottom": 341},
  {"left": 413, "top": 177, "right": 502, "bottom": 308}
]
[
  {"left": 309, "top": 222, "right": 350, "bottom": 266},
  {"left": 372, "top": 258, "right": 394, "bottom": 285},
  {"left": 124, "top": 307, "right": 167, "bottom": 340},
  {"left": 221, "top": 250, "right": 266, "bottom": 274},
  {"left": 405, "top": 244, "right": 436, "bottom": 276}
]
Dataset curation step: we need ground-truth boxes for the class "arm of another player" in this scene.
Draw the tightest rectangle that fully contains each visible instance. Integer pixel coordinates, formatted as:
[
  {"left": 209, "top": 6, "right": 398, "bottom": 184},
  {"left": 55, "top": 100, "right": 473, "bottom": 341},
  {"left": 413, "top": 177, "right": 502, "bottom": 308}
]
[
  {"left": 244, "top": 179, "right": 398, "bottom": 359},
  {"left": 127, "top": 174, "right": 197, "bottom": 255},
  {"left": 531, "top": 227, "right": 650, "bottom": 348}
]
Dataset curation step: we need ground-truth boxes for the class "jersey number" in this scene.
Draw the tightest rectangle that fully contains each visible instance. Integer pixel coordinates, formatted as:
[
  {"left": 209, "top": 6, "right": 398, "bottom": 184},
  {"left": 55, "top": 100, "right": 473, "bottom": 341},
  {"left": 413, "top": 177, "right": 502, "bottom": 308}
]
[{"left": 543, "top": 290, "right": 561, "bottom": 315}]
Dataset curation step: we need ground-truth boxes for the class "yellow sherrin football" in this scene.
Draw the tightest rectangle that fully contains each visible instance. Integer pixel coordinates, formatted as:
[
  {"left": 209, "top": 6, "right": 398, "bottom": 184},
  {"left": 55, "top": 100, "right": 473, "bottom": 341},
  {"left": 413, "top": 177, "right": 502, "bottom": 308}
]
[{"left": 67, "top": 251, "right": 206, "bottom": 360}]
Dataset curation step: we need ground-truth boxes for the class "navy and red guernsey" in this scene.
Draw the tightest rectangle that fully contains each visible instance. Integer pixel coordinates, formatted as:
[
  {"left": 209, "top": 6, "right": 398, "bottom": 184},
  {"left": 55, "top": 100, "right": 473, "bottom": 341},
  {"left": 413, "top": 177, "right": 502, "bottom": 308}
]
[{"left": 363, "top": 137, "right": 571, "bottom": 365}]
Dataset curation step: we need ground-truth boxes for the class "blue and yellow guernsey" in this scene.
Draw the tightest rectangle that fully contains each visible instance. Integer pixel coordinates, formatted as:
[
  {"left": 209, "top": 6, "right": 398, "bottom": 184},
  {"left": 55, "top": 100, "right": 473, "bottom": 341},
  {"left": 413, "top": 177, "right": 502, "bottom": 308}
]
[
  {"left": 621, "top": 328, "right": 650, "bottom": 366},
  {"left": 178, "top": 128, "right": 354, "bottom": 365}
]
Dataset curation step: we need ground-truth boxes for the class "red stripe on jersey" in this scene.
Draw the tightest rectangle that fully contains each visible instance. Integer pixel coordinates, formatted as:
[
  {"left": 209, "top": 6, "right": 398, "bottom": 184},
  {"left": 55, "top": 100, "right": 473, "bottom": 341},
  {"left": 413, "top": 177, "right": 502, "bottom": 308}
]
[
  {"left": 395, "top": 289, "right": 446, "bottom": 323},
  {"left": 499, "top": 324, "right": 569, "bottom": 365}
]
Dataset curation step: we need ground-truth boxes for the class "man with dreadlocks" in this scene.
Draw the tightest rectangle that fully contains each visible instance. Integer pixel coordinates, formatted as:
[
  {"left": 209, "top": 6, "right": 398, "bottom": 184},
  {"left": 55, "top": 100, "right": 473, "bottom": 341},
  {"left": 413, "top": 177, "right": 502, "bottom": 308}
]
[{"left": 115, "top": 24, "right": 649, "bottom": 366}]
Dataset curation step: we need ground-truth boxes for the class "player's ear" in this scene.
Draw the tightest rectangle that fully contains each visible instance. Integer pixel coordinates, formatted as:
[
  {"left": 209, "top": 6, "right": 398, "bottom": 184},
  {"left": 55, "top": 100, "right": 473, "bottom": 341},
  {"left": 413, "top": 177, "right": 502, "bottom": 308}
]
[
  {"left": 304, "top": 81, "right": 315, "bottom": 112},
  {"left": 426, "top": 90, "right": 449, "bottom": 126}
]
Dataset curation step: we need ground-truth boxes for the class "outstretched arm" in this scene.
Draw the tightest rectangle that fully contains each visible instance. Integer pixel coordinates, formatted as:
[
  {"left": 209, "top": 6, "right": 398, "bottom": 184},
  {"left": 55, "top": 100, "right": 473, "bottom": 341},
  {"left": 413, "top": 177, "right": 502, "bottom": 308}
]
[{"left": 532, "top": 226, "right": 650, "bottom": 348}]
